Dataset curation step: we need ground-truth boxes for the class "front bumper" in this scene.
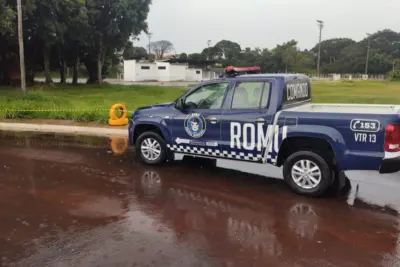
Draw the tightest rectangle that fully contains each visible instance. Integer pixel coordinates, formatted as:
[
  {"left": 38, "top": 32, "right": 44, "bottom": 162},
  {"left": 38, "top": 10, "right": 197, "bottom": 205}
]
[{"left": 379, "top": 157, "right": 400, "bottom": 174}]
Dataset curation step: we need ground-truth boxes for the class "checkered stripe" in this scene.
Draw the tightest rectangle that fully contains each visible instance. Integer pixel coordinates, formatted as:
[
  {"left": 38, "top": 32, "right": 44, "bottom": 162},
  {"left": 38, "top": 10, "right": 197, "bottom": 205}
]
[{"left": 167, "top": 144, "right": 275, "bottom": 162}]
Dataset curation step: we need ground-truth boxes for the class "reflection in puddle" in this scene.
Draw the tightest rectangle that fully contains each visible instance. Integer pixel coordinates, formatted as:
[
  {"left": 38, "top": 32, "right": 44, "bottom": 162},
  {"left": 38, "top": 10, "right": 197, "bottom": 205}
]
[
  {"left": 287, "top": 203, "right": 318, "bottom": 239},
  {"left": 0, "top": 131, "right": 130, "bottom": 156},
  {"left": 227, "top": 217, "right": 282, "bottom": 257},
  {"left": 109, "top": 137, "right": 129, "bottom": 155},
  {"left": 166, "top": 185, "right": 283, "bottom": 259},
  {"left": 140, "top": 171, "right": 162, "bottom": 198},
  {"left": 139, "top": 170, "right": 400, "bottom": 267},
  {"left": 68, "top": 196, "right": 126, "bottom": 219}
]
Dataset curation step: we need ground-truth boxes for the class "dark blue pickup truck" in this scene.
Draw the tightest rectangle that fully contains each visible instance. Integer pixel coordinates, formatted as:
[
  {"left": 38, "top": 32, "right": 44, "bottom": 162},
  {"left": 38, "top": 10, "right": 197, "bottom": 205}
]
[{"left": 128, "top": 66, "right": 400, "bottom": 197}]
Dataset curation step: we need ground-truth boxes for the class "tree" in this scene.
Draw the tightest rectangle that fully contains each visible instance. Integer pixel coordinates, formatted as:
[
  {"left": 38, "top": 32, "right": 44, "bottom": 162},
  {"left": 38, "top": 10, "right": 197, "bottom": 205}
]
[
  {"left": 52, "top": 0, "right": 88, "bottom": 84},
  {"left": 311, "top": 38, "right": 356, "bottom": 66},
  {"left": 63, "top": 5, "right": 89, "bottom": 85},
  {"left": 123, "top": 41, "right": 148, "bottom": 60},
  {"left": 179, "top": 53, "right": 188, "bottom": 59},
  {"left": 29, "top": 0, "right": 59, "bottom": 84},
  {"left": 85, "top": 0, "right": 152, "bottom": 84},
  {"left": 272, "top": 40, "right": 299, "bottom": 73},
  {"left": 0, "top": 0, "right": 16, "bottom": 35},
  {"left": 124, "top": 46, "right": 148, "bottom": 60},
  {"left": 0, "top": 0, "right": 17, "bottom": 85},
  {"left": 214, "top": 40, "right": 242, "bottom": 60},
  {"left": 324, "top": 42, "right": 366, "bottom": 73},
  {"left": 201, "top": 46, "right": 220, "bottom": 60},
  {"left": 150, "top": 40, "right": 174, "bottom": 60},
  {"left": 294, "top": 50, "right": 315, "bottom": 73},
  {"left": 368, "top": 52, "right": 394, "bottom": 74},
  {"left": 188, "top": 53, "right": 206, "bottom": 61}
]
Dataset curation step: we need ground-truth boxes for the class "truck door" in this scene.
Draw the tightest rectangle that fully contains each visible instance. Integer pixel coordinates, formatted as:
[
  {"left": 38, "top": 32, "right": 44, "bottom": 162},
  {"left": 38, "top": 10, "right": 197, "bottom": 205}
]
[
  {"left": 219, "top": 80, "right": 275, "bottom": 162},
  {"left": 169, "top": 81, "right": 231, "bottom": 157}
]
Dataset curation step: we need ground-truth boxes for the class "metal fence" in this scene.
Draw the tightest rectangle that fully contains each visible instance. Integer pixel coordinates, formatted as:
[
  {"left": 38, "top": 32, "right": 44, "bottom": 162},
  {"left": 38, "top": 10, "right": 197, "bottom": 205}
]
[{"left": 306, "top": 73, "right": 389, "bottom": 81}]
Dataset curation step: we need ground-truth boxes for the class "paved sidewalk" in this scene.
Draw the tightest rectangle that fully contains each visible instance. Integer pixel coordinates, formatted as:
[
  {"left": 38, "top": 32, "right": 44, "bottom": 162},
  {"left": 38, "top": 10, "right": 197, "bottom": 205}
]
[{"left": 0, "top": 121, "right": 128, "bottom": 137}]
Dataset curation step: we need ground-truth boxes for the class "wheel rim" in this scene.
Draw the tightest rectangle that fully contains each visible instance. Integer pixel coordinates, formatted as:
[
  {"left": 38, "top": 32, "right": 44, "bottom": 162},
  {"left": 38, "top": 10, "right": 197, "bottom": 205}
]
[
  {"left": 291, "top": 160, "right": 322, "bottom": 190},
  {"left": 141, "top": 138, "right": 162, "bottom": 161}
]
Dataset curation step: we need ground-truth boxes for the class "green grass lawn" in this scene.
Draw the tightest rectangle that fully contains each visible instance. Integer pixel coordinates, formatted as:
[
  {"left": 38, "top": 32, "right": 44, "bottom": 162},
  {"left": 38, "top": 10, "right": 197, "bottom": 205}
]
[
  {"left": 0, "top": 80, "right": 399, "bottom": 124},
  {"left": 311, "top": 80, "right": 400, "bottom": 104},
  {"left": 0, "top": 83, "right": 187, "bottom": 123}
]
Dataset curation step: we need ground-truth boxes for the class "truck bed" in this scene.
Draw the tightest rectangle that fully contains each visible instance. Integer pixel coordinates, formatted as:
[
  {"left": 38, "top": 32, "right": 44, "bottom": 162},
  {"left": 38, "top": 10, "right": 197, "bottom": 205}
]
[{"left": 286, "top": 103, "right": 400, "bottom": 115}]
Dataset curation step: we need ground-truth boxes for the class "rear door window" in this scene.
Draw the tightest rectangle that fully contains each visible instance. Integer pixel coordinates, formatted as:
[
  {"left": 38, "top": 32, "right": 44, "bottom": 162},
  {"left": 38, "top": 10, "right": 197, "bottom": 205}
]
[{"left": 231, "top": 82, "right": 270, "bottom": 109}]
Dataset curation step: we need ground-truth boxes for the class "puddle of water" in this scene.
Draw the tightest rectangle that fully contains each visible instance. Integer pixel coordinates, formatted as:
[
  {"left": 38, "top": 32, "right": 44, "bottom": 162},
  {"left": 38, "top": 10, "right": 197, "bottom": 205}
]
[{"left": 0, "top": 131, "right": 400, "bottom": 267}]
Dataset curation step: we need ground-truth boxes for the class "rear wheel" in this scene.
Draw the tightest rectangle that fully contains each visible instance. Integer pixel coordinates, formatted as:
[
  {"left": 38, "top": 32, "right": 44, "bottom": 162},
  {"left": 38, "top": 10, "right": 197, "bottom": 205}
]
[
  {"left": 135, "top": 131, "right": 167, "bottom": 165},
  {"left": 283, "top": 151, "right": 333, "bottom": 197}
]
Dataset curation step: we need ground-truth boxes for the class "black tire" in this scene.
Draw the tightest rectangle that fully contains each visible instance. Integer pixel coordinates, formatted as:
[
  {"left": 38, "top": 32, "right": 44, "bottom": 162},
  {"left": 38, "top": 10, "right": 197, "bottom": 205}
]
[
  {"left": 135, "top": 131, "right": 167, "bottom": 165},
  {"left": 283, "top": 151, "right": 334, "bottom": 197}
]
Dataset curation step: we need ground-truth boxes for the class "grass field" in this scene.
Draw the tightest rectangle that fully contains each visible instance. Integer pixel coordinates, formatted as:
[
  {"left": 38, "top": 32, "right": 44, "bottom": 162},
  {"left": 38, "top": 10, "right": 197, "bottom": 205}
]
[
  {"left": 311, "top": 80, "right": 400, "bottom": 104},
  {"left": 0, "top": 80, "right": 399, "bottom": 123},
  {"left": 0, "top": 84, "right": 187, "bottom": 123}
]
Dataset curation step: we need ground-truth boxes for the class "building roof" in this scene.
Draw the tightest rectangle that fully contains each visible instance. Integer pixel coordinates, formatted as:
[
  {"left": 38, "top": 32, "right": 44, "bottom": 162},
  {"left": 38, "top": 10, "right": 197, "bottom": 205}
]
[{"left": 161, "top": 58, "right": 216, "bottom": 65}]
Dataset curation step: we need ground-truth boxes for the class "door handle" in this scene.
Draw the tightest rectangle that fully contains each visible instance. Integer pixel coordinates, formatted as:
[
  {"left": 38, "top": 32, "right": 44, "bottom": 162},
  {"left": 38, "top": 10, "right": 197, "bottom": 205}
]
[
  {"left": 207, "top": 117, "right": 219, "bottom": 124},
  {"left": 256, "top": 118, "right": 266, "bottom": 123}
]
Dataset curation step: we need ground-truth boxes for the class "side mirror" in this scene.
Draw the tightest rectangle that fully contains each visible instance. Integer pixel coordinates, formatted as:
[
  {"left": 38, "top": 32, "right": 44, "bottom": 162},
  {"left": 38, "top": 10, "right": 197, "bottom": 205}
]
[{"left": 175, "top": 98, "right": 184, "bottom": 110}]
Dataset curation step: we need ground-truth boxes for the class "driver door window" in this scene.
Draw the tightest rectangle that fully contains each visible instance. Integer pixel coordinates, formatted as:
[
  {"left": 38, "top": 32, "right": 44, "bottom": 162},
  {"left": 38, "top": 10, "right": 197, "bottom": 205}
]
[{"left": 184, "top": 82, "right": 229, "bottom": 110}]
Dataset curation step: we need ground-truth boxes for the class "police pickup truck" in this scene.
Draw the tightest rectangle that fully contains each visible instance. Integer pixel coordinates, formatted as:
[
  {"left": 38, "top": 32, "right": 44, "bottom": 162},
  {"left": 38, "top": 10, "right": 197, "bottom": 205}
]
[{"left": 128, "top": 66, "right": 400, "bottom": 197}]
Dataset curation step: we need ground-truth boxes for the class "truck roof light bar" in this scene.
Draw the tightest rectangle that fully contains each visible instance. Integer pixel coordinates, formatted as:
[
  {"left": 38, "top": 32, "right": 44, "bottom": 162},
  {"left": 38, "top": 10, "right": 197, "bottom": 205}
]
[{"left": 224, "top": 66, "right": 261, "bottom": 77}]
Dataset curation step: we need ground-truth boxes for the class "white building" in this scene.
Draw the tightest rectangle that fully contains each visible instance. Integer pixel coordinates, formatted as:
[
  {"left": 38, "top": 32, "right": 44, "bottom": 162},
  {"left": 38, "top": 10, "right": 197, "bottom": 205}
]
[
  {"left": 123, "top": 60, "right": 158, "bottom": 82},
  {"left": 123, "top": 60, "right": 205, "bottom": 82},
  {"left": 185, "top": 68, "right": 203, "bottom": 82}
]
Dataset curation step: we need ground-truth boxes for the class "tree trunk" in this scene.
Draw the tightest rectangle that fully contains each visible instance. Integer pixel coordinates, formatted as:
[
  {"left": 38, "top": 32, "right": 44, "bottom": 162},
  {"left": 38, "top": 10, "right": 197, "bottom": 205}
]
[
  {"left": 59, "top": 60, "right": 65, "bottom": 84},
  {"left": 72, "top": 57, "right": 79, "bottom": 85},
  {"left": 43, "top": 45, "right": 53, "bottom": 85},
  {"left": 59, "top": 40, "right": 66, "bottom": 84},
  {"left": 84, "top": 60, "right": 97, "bottom": 84},
  {"left": 97, "top": 55, "right": 102, "bottom": 85},
  {"left": 97, "top": 40, "right": 103, "bottom": 85}
]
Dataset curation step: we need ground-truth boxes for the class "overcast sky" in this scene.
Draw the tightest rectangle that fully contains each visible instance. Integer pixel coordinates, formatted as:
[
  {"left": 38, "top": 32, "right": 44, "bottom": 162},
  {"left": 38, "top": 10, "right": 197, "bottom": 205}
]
[{"left": 134, "top": 0, "right": 400, "bottom": 54}]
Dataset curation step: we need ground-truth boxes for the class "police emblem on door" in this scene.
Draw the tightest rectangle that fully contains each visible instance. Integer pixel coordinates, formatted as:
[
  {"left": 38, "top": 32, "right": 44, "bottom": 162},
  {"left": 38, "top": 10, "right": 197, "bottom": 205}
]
[{"left": 184, "top": 113, "right": 206, "bottom": 138}]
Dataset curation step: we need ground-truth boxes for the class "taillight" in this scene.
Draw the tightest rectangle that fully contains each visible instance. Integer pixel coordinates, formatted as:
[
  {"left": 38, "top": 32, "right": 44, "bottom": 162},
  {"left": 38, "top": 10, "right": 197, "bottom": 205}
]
[{"left": 385, "top": 124, "right": 400, "bottom": 152}]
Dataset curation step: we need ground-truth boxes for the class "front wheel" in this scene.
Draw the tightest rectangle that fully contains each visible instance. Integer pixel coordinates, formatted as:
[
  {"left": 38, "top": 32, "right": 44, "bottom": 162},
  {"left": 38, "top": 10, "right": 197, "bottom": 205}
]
[
  {"left": 135, "top": 131, "right": 167, "bottom": 165},
  {"left": 283, "top": 151, "right": 334, "bottom": 197}
]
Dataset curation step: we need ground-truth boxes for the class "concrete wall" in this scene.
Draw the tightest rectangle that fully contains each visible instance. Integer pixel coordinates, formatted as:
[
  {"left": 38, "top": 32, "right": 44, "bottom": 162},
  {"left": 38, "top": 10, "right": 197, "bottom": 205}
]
[
  {"left": 124, "top": 60, "right": 217, "bottom": 82},
  {"left": 156, "top": 62, "right": 171, "bottom": 82},
  {"left": 123, "top": 60, "right": 136, "bottom": 81},
  {"left": 169, "top": 65, "right": 186, "bottom": 81},
  {"left": 202, "top": 71, "right": 219, "bottom": 80},
  {"left": 135, "top": 62, "right": 158, "bottom": 81},
  {"left": 332, "top": 74, "right": 341, "bottom": 81},
  {"left": 186, "top": 69, "right": 203, "bottom": 82}
]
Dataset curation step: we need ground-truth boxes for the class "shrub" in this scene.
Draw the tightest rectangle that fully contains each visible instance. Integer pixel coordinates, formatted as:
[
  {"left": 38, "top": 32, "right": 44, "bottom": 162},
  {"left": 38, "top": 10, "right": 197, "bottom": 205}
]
[{"left": 389, "top": 69, "right": 400, "bottom": 81}]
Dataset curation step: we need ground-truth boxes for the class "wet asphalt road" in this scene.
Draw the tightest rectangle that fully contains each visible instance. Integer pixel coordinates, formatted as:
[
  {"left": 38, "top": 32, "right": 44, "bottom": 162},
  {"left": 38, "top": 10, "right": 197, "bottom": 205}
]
[{"left": 0, "top": 132, "right": 400, "bottom": 267}]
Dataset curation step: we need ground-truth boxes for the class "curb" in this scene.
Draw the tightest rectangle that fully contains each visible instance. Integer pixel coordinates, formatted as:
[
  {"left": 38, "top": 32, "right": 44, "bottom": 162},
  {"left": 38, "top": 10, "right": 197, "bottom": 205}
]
[{"left": 0, "top": 122, "right": 128, "bottom": 138}]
